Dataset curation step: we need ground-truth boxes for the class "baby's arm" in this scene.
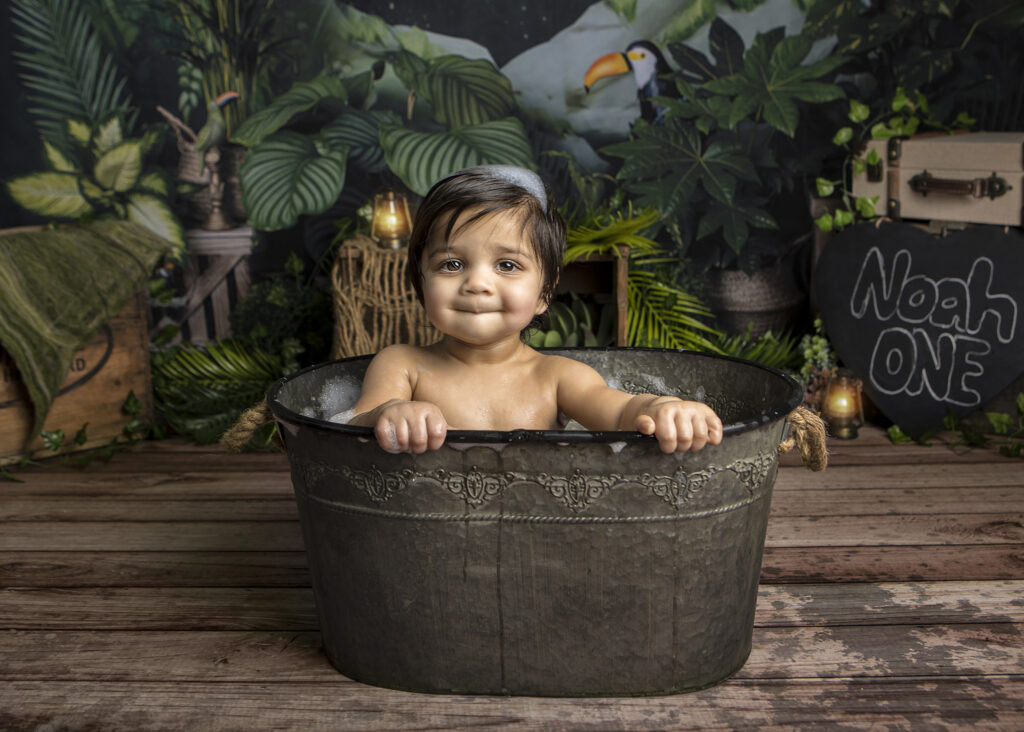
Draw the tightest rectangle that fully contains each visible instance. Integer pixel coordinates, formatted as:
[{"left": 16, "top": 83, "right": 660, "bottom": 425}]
[
  {"left": 347, "top": 346, "right": 447, "bottom": 454},
  {"left": 553, "top": 357, "right": 723, "bottom": 453}
]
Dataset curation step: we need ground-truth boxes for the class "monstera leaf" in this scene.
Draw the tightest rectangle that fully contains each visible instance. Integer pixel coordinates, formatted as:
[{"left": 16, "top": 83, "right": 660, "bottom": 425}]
[
  {"left": 396, "top": 54, "right": 518, "bottom": 129},
  {"left": 323, "top": 109, "right": 401, "bottom": 174},
  {"left": 703, "top": 28, "right": 846, "bottom": 136},
  {"left": 239, "top": 131, "right": 348, "bottom": 231},
  {"left": 380, "top": 118, "right": 534, "bottom": 195},
  {"left": 232, "top": 75, "right": 349, "bottom": 147}
]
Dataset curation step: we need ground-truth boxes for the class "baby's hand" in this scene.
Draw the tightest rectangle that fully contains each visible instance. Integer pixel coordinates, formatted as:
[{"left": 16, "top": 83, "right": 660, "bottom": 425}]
[
  {"left": 634, "top": 397, "right": 723, "bottom": 453},
  {"left": 373, "top": 399, "right": 448, "bottom": 454}
]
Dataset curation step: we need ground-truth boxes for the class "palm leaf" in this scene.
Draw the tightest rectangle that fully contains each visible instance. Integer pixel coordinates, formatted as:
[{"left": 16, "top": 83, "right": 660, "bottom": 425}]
[
  {"left": 10, "top": 0, "right": 133, "bottom": 142},
  {"left": 565, "top": 206, "right": 661, "bottom": 264},
  {"left": 713, "top": 328, "right": 802, "bottom": 371},
  {"left": 626, "top": 258, "right": 723, "bottom": 352}
]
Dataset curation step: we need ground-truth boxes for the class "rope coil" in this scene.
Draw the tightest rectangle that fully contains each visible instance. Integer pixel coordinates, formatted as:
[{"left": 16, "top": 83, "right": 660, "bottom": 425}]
[
  {"left": 220, "top": 398, "right": 281, "bottom": 452},
  {"left": 778, "top": 405, "right": 828, "bottom": 471}
]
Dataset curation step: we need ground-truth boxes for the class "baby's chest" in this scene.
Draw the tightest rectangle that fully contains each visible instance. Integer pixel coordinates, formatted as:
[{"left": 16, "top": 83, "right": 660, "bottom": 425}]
[{"left": 414, "top": 370, "right": 558, "bottom": 430}]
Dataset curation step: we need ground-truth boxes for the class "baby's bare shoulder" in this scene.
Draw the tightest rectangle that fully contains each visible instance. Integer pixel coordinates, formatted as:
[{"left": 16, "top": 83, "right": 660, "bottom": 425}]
[{"left": 536, "top": 353, "right": 604, "bottom": 382}]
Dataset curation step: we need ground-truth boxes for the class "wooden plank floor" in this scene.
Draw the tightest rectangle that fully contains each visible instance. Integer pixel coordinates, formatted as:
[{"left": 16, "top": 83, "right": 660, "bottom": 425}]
[{"left": 2, "top": 424, "right": 1022, "bottom": 730}]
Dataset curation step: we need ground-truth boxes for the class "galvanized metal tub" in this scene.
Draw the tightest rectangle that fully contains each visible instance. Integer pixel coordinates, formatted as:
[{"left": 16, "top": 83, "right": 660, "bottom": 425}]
[{"left": 268, "top": 348, "right": 802, "bottom": 696}]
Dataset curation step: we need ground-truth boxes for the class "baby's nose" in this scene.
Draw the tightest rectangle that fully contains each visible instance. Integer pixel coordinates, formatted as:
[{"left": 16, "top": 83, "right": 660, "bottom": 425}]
[{"left": 460, "top": 267, "right": 494, "bottom": 294}]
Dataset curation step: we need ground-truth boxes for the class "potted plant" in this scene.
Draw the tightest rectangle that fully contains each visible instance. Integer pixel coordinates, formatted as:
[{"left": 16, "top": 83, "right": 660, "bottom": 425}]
[{"left": 598, "top": 18, "right": 847, "bottom": 335}]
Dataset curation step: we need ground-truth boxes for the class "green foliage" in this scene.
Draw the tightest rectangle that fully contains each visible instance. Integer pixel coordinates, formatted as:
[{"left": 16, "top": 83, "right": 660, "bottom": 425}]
[
  {"left": 151, "top": 338, "right": 288, "bottom": 444},
  {"left": 565, "top": 206, "right": 661, "bottom": 264},
  {"left": 887, "top": 393, "right": 1024, "bottom": 457},
  {"left": 10, "top": 0, "right": 134, "bottom": 143},
  {"left": 5, "top": 116, "right": 185, "bottom": 256},
  {"left": 527, "top": 295, "right": 610, "bottom": 349},
  {"left": 713, "top": 327, "right": 802, "bottom": 372},
  {"left": 233, "top": 21, "right": 538, "bottom": 230},
  {"left": 603, "top": 18, "right": 845, "bottom": 273},
  {"left": 626, "top": 258, "right": 722, "bottom": 352}
]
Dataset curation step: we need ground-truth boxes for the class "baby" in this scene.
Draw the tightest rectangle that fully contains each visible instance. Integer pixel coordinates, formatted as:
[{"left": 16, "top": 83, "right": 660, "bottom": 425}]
[{"left": 348, "top": 165, "right": 723, "bottom": 454}]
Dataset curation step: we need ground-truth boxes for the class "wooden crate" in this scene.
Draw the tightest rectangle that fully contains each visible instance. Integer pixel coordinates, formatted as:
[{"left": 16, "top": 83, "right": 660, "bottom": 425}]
[{"left": 0, "top": 294, "right": 153, "bottom": 465}]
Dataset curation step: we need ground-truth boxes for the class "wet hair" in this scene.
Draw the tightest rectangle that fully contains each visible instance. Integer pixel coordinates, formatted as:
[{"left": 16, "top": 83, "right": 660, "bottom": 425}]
[{"left": 407, "top": 166, "right": 565, "bottom": 308}]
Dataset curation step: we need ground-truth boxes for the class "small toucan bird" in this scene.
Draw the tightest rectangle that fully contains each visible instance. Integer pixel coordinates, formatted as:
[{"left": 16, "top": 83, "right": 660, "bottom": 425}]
[
  {"left": 584, "top": 41, "right": 674, "bottom": 125},
  {"left": 194, "top": 90, "right": 240, "bottom": 173}
]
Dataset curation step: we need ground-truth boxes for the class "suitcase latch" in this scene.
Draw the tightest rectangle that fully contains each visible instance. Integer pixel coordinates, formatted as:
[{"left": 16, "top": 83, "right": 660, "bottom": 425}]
[{"left": 909, "top": 171, "right": 1010, "bottom": 200}]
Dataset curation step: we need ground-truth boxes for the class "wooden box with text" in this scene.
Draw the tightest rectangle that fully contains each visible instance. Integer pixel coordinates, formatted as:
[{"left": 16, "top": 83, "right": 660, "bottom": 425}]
[{"left": 0, "top": 294, "right": 153, "bottom": 465}]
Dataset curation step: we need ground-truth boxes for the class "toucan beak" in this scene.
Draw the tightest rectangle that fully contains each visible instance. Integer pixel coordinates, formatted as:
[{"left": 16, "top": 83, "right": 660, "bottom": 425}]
[
  {"left": 584, "top": 52, "right": 631, "bottom": 92},
  {"left": 215, "top": 91, "right": 240, "bottom": 107}
]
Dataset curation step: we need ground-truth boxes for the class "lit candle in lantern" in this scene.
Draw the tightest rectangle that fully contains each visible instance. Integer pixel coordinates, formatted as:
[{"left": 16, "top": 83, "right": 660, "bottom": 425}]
[
  {"left": 823, "top": 369, "right": 863, "bottom": 439},
  {"left": 371, "top": 190, "right": 412, "bottom": 249}
]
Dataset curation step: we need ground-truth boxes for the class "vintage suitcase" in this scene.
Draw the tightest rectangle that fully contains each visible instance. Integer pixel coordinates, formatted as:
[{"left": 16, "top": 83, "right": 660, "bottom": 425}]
[{"left": 852, "top": 131, "right": 1024, "bottom": 226}]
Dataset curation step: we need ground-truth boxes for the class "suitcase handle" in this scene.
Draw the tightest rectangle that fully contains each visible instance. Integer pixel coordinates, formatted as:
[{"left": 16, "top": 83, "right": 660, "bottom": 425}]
[{"left": 909, "top": 170, "right": 1009, "bottom": 200}]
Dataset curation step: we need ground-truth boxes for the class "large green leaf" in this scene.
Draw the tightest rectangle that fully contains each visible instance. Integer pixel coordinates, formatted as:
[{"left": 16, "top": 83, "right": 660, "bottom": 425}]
[
  {"left": 126, "top": 192, "right": 186, "bottom": 258},
  {"left": 94, "top": 115, "right": 124, "bottom": 155},
  {"left": 42, "top": 140, "right": 76, "bottom": 172},
  {"left": 6, "top": 172, "right": 91, "bottom": 218},
  {"left": 703, "top": 27, "right": 846, "bottom": 136},
  {"left": 411, "top": 55, "right": 518, "bottom": 129},
  {"left": 94, "top": 140, "right": 142, "bottom": 192},
  {"left": 239, "top": 131, "right": 348, "bottom": 231},
  {"left": 603, "top": 119, "right": 759, "bottom": 218},
  {"left": 232, "top": 75, "right": 349, "bottom": 147},
  {"left": 380, "top": 118, "right": 535, "bottom": 195},
  {"left": 323, "top": 109, "right": 401, "bottom": 173}
]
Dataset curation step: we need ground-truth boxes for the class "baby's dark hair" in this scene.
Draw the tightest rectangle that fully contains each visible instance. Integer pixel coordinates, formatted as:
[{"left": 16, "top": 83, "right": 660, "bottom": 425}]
[{"left": 407, "top": 166, "right": 565, "bottom": 306}]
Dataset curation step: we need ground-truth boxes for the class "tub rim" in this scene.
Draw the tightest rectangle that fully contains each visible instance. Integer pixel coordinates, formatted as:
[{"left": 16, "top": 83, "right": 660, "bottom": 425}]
[{"left": 266, "top": 346, "right": 803, "bottom": 445}]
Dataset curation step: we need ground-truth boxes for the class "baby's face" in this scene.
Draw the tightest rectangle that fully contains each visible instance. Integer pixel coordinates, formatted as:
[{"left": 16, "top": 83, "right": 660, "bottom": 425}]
[{"left": 420, "top": 208, "right": 547, "bottom": 347}]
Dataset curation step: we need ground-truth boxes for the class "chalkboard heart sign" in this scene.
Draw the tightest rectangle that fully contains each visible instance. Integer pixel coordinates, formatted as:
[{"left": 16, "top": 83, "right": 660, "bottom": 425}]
[{"left": 814, "top": 223, "right": 1024, "bottom": 438}]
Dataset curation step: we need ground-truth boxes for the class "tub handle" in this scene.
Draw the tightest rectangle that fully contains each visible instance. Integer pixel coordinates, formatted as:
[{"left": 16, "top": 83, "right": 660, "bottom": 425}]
[
  {"left": 222, "top": 398, "right": 284, "bottom": 451},
  {"left": 778, "top": 406, "right": 828, "bottom": 471}
]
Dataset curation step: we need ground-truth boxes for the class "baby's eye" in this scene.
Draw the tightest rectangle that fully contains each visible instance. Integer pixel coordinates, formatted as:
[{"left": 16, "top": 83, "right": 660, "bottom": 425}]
[
  {"left": 496, "top": 260, "right": 521, "bottom": 273},
  {"left": 439, "top": 259, "right": 462, "bottom": 272}
]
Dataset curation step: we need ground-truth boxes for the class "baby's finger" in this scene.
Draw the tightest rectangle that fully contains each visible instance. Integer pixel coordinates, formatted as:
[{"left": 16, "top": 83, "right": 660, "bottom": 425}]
[
  {"left": 656, "top": 410, "right": 683, "bottom": 453},
  {"left": 425, "top": 412, "right": 447, "bottom": 451},
  {"left": 708, "top": 413, "right": 724, "bottom": 445},
  {"left": 407, "top": 416, "right": 430, "bottom": 454},
  {"left": 375, "top": 419, "right": 401, "bottom": 453},
  {"left": 635, "top": 414, "right": 657, "bottom": 435},
  {"left": 391, "top": 419, "right": 411, "bottom": 453},
  {"left": 688, "top": 414, "right": 710, "bottom": 452}
]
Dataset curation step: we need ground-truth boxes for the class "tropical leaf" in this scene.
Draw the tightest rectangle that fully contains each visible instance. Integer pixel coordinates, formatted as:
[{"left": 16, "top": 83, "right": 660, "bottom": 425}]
[
  {"left": 239, "top": 131, "right": 348, "bottom": 231},
  {"left": 93, "top": 140, "right": 142, "bottom": 192},
  {"left": 565, "top": 206, "right": 661, "bottom": 264},
  {"left": 232, "top": 75, "right": 349, "bottom": 147},
  {"left": 714, "top": 328, "right": 801, "bottom": 371},
  {"left": 703, "top": 27, "right": 846, "bottom": 136},
  {"left": 67, "top": 119, "right": 91, "bottom": 147},
  {"left": 380, "top": 118, "right": 534, "bottom": 196},
  {"left": 626, "top": 261, "right": 723, "bottom": 352},
  {"left": 603, "top": 118, "right": 760, "bottom": 218},
  {"left": 604, "top": 0, "right": 638, "bottom": 22},
  {"left": 94, "top": 115, "right": 123, "bottom": 154},
  {"left": 42, "top": 140, "right": 77, "bottom": 172},
  {"left": 125, "top": 192, "right": 185, "bottom": 257},
  {"left": 411, "top": 55, "right": 518, "bottom": 129},
  {"left": 6, "top": 172, "right": 91, "bottom": 218},
  {"left": 9, "top": 0, "right": 133, "bottom": 141},
  {"left": 658, "top": 0, "right": 719, "bottom": 45},
  {"left": 322, "top": 109, "right": 401, "bottom": 174},
  {"left": 137, "top": 171, "right": 170, "bottom": 197}
]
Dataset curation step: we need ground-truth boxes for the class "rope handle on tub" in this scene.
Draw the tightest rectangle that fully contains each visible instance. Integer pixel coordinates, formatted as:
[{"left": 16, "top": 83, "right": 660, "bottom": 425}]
[
  {"left": 778, "top": 406, "right": 828, "bottom": 471},
  {"left": 221, "top": 398, "right": 283, "bottom": 452}
]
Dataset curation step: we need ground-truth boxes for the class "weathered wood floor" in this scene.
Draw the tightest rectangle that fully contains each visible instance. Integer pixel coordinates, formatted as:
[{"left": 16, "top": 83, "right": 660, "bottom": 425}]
[{"left": 2, "top": 424, "right": 1022, "bottom": 729}]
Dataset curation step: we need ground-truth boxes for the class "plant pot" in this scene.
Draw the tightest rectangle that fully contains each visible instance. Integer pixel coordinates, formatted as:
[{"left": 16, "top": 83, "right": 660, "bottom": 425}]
[
  {"left": 223, "top": 143, "right": 248, "bottom": 223},
  {"left": 706, "top": 260, "right": 806, "bottom": 337}
]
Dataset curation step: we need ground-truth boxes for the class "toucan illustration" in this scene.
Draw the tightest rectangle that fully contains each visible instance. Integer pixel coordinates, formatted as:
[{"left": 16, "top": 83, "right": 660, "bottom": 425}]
[{"left": 583, "top": 41, "right": 674, "bottom": 125}]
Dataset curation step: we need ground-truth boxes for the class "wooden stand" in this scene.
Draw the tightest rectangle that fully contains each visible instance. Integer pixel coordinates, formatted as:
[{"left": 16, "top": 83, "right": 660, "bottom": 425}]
[{"left": 556, "top": 251, "right": 630, "bottom": 346}]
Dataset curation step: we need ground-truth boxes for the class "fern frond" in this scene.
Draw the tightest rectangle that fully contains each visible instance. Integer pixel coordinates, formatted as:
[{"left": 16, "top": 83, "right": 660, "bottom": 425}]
[
  {"left": 714, "top": 329, "right": 802, "bottom": 371},
  {"left": 565, "top": 205, "right": 661, "bottom": 264},
  {"left": 626, "top": 263, "right": 724, "bottom": 352},
  {"left": 10, "top": 0, "right": 133, "bottom": 142}
]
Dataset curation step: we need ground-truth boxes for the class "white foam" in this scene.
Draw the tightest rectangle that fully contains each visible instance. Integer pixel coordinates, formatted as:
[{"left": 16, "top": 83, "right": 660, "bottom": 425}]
[
  {"left": 316, "top": 376, "right": 362, "bottom": 419},
  {"left": 327, "top": 408, "right": 356, "bottom": 424},
  {"left": 608, "top": 441, "right": 627, "bottom": 454}
]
